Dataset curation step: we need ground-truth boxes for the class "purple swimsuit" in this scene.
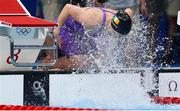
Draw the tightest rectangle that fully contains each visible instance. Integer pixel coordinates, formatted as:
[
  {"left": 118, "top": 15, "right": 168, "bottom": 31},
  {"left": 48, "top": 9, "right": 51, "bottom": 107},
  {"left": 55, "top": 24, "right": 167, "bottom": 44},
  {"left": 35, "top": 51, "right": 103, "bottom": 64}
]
[
  {"left": 59, "top": 17, "right": 84, "bottom": 56},
  {"left": 59, "top": 8, "right": 115, "bottom": 56}
]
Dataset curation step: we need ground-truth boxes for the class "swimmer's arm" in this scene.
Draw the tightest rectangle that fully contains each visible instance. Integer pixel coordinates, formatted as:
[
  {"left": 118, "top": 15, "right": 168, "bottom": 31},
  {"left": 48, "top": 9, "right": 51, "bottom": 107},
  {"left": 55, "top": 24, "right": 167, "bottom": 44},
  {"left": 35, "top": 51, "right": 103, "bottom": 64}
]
[
  {"left": 56, "top": 4, "right": 82, "bottom": 27},
  {"left": 54, "top": 4, "right": 83, "bottom": 37},
  {"left": 124, "top": 8, "right": 134, "bottom": 17},
  {"left": 56, "top": 4, "right": 96, "bottom": 28},
  {"left": 139, "top": 0, "right": 148, "bottom": 16}
]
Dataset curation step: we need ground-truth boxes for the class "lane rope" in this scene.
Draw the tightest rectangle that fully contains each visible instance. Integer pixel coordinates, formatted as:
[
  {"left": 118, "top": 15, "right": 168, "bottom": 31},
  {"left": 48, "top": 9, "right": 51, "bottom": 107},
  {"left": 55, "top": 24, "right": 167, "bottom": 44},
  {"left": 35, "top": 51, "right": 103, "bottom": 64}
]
[
  {"left": 0, "top": 105, "right": 109, "bottom": 110},
  {"left": 152, "top": 96, "right": 180, "bottom": 104}
]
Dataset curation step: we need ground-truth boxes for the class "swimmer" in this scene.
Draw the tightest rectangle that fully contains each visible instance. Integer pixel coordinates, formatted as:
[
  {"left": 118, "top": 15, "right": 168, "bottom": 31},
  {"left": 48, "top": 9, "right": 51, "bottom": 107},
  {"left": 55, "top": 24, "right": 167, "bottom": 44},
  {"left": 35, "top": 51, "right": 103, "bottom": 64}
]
[
  {"left": 45, "top": 0, "right": 133, "bottom": 71},
  {"left": 53, "top": 2, "right": 133, "bottom": 37}
]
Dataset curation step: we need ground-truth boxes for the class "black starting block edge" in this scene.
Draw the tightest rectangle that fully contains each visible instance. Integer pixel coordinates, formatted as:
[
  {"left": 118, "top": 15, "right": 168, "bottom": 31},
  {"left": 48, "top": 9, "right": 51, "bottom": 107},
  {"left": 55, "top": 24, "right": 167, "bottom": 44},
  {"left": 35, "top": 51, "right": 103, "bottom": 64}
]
[
  {"left": 0, "top": 70, "right": 73, "bottom": 75},
  {"left": 158, "top": 67, "right": 180, "bottom": 73}
]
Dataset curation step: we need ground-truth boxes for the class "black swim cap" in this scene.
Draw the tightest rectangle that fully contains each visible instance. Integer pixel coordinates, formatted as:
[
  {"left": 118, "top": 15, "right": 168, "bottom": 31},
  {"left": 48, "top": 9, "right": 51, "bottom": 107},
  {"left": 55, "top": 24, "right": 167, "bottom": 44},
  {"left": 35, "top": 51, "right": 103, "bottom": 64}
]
[{"left": 111, "top": 10, "right": 132, "bottom": 35}]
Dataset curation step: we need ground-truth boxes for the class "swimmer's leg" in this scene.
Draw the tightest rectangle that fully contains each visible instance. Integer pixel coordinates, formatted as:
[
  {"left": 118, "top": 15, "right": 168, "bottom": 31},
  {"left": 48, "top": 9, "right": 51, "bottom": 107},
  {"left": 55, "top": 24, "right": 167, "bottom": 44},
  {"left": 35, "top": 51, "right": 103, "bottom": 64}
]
[
  {"left": 42, "top": 35, "right": 55, "bottom": 63},
  {"left": 52, "top": 55, "right": 86, "bottom": 71},
  {"left": 52, "top": 55, "right": 100, "bottom": 72}
]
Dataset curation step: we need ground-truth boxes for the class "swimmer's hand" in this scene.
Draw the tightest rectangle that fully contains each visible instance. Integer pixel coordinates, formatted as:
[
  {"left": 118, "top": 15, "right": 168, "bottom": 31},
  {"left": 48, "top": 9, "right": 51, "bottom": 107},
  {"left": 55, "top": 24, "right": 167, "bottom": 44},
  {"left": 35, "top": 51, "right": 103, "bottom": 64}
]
[
  {"left": 53, "top": 27, "right": 61, "bottom": 48},
  {"left": 53, "top": 27, "right": 60, "bottom": 38}
]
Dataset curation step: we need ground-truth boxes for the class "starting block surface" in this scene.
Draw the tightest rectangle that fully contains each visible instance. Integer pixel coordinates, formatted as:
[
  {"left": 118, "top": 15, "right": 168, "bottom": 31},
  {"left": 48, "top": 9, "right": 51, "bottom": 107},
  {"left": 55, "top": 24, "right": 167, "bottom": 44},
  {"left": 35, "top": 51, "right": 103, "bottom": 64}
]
[
  {"left": 0, "top": 16, "right": 57, "bottom": 27},
  {"left": 0, "top": 0, "right": 57, "bottom": 27},
  {"left": 0, "top": 0, "right": 27, "bottom": 15}
]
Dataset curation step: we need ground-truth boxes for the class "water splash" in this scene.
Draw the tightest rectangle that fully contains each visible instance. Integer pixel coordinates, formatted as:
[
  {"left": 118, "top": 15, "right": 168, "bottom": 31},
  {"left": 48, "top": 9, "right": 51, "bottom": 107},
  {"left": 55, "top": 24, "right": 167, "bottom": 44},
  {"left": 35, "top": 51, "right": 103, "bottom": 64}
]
[{"left": 76, "top": 14, "right": 153, "bottom": 73}]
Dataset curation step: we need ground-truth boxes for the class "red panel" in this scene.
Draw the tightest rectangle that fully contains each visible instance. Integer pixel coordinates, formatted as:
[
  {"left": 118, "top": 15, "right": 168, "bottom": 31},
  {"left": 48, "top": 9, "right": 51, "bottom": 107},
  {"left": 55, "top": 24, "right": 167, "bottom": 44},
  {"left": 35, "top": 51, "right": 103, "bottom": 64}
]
[
  {"left": 0, "top": 0, "right": 27, "bottom": 15},
  {"left": 0, "top": 16, "right": 58, "bottom": 27},
  {"left": 0, "top": 105, "right": 109, "bottom": 110}
]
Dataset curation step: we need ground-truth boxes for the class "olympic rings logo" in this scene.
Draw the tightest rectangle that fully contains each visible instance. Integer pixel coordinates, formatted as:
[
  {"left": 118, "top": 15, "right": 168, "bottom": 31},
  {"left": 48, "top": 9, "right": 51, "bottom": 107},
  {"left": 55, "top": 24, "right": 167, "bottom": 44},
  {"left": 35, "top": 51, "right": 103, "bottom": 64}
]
[
  {"left": 16, "top": 28, "right": 31, "bottom": 36},
  {"left": 6, "top": 49, "right": 21, "bottom": 64}
]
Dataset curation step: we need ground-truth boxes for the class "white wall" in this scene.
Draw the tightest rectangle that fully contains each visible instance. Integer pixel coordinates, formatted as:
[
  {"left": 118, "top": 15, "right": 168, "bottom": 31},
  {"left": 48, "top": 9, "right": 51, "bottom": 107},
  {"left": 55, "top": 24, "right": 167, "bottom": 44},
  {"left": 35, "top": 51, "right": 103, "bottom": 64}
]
[
  {"left": 159, "top": 72, "right": 180, "bottom": 97},
  {"left": 0, "top": 75, "right": 23, "bottom": 105},
  {"left": 178, "top": 11, "right": 180, "bottom": 26},
  {"left": 0, "top": 27, "right": 47, "bottom": 71},
  {"left": 50, "top": 73, "right": 150, "bottom": 109}
]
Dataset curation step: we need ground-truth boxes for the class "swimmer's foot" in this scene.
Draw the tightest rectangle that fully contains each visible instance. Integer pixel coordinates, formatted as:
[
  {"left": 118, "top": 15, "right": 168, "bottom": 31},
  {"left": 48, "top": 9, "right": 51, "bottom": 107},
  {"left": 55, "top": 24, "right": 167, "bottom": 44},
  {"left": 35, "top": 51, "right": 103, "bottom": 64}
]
[{"left": 43, "top": 55, "right": 54, "bottom": 63}]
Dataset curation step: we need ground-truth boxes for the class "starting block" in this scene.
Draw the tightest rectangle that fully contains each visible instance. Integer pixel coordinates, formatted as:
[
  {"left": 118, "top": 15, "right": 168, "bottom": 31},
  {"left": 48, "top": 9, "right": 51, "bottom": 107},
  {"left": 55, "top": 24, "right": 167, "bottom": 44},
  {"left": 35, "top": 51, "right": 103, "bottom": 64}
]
[{"left": 0, "top": 0, "right": 58, "bottom": 71}]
